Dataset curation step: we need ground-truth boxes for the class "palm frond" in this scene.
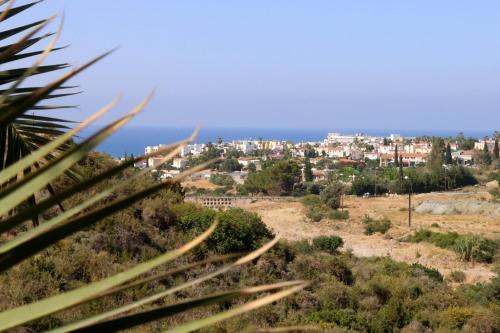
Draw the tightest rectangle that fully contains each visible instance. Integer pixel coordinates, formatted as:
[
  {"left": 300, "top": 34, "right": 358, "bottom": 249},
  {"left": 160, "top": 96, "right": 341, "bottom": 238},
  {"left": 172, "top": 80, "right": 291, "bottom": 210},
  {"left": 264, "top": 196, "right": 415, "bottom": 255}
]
[
  {"left": 0, "top": 5, "right": 99, "bottom": 224},
  {"left": 0, "top": 2, "right": 305, "bottom": 332}
]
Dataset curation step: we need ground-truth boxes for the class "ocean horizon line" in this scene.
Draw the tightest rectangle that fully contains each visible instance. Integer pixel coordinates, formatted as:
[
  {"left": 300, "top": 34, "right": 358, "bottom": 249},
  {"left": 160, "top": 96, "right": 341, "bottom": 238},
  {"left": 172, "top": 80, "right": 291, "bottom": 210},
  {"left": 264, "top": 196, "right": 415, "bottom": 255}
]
[{"left": 81, "top": 126, "right": 494, "bottom": 157}]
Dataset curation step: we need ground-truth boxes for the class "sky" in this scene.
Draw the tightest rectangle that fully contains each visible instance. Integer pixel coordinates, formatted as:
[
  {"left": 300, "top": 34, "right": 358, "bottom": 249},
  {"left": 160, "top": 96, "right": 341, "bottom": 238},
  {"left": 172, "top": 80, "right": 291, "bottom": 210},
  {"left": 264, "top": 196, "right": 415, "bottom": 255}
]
[{"left": 15, "top": 1, "right": 500, "bottom": 131}]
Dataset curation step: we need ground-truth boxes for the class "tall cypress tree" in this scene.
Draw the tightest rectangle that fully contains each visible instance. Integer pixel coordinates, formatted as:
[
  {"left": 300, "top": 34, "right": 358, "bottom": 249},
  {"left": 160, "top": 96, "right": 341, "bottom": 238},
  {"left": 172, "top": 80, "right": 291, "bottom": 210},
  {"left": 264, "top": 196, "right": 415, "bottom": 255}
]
[
  {"left": 399, "top": 155, "right": 404, "bottom": 179},
  {"left": 394, "top": 145, "right": 399, "bottom": 167},
  {"left": 483, "top": 142, "right": 492, "bottom": 165},
  {"left": 494, "top": 139, "right": 499, "bottom": 160},
  {"left": 445, "top": 143, "right": 453, "bottom": 164},
  {"left": 304, "top": 158, "right": 313, "bottom": 182}
]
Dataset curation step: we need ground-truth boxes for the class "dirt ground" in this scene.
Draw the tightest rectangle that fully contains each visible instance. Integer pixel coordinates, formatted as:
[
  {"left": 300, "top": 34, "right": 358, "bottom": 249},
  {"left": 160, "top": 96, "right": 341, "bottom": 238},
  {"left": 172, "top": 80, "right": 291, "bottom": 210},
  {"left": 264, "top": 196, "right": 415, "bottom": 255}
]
[
  {"left": 239, "top": 188, "right": 499, "bottom": 284},
  {"left": 182, "top": 179, "right": 220, "bottom": 190}
]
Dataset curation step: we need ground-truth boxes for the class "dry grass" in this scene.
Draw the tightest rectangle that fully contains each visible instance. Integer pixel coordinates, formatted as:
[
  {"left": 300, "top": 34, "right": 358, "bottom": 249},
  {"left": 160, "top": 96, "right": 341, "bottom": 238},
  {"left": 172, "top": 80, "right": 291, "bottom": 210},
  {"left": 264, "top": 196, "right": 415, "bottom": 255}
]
[
  {"left": 239, "top": 187, "right": 498, "bottom": 284},
  {"left": 182, "top": 179, "right": 221, "bottom": 190}
]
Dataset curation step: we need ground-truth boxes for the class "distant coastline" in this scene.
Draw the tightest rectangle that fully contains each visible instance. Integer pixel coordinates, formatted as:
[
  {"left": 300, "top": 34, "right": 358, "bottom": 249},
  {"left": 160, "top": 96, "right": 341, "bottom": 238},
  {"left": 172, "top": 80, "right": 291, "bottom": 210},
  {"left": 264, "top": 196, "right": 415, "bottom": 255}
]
[{"left": 83, "top": 126, "right": 493, "bottom": 157}]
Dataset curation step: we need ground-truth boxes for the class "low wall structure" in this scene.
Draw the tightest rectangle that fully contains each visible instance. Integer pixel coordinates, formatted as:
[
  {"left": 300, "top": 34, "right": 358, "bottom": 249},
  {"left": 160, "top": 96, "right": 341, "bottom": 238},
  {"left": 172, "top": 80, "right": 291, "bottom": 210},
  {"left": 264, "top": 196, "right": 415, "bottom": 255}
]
[{"left": 185, "top": 196, "right": 295, "bottom": 209}]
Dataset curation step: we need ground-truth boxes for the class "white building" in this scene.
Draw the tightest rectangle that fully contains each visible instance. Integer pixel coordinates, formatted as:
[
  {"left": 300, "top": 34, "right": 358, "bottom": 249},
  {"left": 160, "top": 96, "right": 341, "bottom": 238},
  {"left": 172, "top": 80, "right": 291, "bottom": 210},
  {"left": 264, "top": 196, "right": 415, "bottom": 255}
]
[
  {"left": 145, "top": 144, "right": 168, "bottom": 155},
  {"left": 230, "top": 171, "right": 248, "bottom": 184},
  {"left": 364, "top": 152, "right": 379, "bottom": 160},
  {"left": 147, "top": 156, "right": 165, "bottom": 168},
  {"left": 390, "top": 134, "right": 402, "bottom": 141},
  {"left": 180, "top": 143, "right": 205, "bottom": 157},
  {"left": 134, "top": 160, "right": 147, "bottom": 169},
  {"left": 326, "top": 133, "right": 363, "bottom": 144},
  {"left": 323, "top": 146, "right": 348, "bottom": 158},
  {"left": 172, "top": 157, "right": 188, "bottom": 169},
  {"left": 159, "top": 170, "right": 180, "bottom": 180},
  {"left": 236, "top": 140, "right": 258, "bottom": 154},
  {"left": 380, "top": 153, "right": 428, "bottom": 167},
  {"left": 455, "top": 150, "right": 474, "bottom": 165},
  {"left": 237, "top": 157, "right": 260, "bottom": 168},
  {"left": 474, "top": 140, "right": 496, "bottom": 152}
]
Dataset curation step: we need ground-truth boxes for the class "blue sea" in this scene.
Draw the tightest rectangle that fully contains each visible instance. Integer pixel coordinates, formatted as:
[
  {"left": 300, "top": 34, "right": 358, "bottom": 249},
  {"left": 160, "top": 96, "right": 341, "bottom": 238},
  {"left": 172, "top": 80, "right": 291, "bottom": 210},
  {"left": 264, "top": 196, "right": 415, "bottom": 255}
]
[{"left": 82, "top": 126, "right": 491, "bottom": 157}]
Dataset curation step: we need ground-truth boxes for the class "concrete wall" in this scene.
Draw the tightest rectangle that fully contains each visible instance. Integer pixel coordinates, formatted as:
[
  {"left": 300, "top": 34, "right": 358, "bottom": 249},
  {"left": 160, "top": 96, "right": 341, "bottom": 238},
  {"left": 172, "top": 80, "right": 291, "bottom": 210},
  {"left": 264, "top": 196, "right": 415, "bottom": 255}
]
[{"left": 185, "top": 196, "right": 295, "bottom": 209}]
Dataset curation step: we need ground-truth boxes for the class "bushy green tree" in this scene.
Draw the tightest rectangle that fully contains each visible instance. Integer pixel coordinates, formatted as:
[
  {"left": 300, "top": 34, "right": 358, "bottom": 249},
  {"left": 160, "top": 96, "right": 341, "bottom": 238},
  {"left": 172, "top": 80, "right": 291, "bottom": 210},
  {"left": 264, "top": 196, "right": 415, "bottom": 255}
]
[
  {"left": 320, "top": 182, "right": 343, "bottom": 210},
  {"left": 218, "top": 158, "right": 242, "bottom": 172},
  {"left": 456, "top": 132, "right": 478, "bottom": 150},
  {"left": 304, "top": 144, "right": 318, "bottom": 158},
  {"left": 351, "top": 175, "right": 388, "bottom": 196},
  {"left": 242, "top": 160, "right": 301, "bottom": 195},
  {"left": 180, "top": 208, "right": 274, "bottom": 254},
  {"left": 427, "top": 138, "right": 445, "bottom": 172}
]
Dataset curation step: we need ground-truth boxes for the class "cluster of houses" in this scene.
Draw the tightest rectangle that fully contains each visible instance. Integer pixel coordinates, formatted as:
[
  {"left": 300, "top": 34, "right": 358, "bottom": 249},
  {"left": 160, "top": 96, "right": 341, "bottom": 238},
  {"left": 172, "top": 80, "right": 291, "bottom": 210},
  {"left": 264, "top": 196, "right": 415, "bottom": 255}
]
[
  {"left": 293, "top": 133, "right": 476, "bottom": 167},
  {"left": 132, "top": 132, "right": 491, "bottom": 182}
]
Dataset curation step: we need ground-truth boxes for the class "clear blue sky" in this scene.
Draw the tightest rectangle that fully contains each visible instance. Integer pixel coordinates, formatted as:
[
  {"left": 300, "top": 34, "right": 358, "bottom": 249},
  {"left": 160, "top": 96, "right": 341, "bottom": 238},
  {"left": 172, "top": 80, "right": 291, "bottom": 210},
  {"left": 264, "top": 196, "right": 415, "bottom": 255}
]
[{"left": 22, "top": 1, "right": 500, "bottom": 131}]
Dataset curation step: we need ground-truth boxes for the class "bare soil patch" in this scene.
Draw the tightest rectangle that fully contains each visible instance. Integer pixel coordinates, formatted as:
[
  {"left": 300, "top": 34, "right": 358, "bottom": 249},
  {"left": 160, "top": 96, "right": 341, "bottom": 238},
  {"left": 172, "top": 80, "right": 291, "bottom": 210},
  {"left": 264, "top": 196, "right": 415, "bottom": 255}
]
[
  {"left": 239, "top": 188, "right": 498, "bottom": 284},
  {"left": 182, "top": 179, "right": 220, "bottom": 190}
]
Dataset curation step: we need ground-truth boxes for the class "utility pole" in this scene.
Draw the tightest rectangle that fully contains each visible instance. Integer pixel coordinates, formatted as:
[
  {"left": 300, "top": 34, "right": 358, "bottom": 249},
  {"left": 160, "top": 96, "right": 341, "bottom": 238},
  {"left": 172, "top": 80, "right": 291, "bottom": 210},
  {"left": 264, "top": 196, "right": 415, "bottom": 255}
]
[
  {"left": 404, "top": 176, "right": 412, "bottom": 227},
  {"left": 443, "top": 164, "right": 448, "bottom": 191},
  {"left": 339, "top": 173, "right": 344, "bottom": 211}
]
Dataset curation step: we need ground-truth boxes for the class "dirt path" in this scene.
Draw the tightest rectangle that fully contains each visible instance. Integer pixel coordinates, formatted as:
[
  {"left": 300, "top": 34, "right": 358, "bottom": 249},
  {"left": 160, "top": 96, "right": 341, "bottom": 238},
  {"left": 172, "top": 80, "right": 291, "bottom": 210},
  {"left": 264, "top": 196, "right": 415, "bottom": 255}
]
[{"left": 240, "top": 194, "right": 497, "bottom": 284}]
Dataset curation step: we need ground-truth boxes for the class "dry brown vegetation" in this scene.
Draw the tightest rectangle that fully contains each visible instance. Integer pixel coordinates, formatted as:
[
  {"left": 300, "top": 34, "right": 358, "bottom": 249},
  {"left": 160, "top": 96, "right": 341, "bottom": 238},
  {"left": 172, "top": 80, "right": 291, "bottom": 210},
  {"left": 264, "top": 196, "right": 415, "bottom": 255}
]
[{"left": 240, "top": 187, "right": 499, "bottom": 284}]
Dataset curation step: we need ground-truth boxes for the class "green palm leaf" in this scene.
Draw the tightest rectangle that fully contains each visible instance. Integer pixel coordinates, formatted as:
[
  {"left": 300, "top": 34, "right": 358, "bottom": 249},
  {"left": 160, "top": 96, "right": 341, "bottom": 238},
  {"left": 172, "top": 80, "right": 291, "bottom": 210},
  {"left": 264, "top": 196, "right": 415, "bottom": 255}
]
[
  {"left": 0, "top": 3, "right": 105, "bottom": 224},
  {"left": 0, "top": 2, "right": 305, "bottom": 332},
  {"left": 57, "top": 281, "right": 306, "bottom": 333},
  {"left": 0, "top": 222, "right": 219, "bottom": 331}
]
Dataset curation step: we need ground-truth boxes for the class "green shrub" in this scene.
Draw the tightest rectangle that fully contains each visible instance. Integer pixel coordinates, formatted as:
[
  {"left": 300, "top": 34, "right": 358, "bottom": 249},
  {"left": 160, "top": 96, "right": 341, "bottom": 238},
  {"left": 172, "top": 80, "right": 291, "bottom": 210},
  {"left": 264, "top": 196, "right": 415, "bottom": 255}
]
[
  {"left": 307, "top": 308, "right": 358, "bottom": 328},
  {"left": 209, "top": 208, "right": 274, "bottom": 254},
  {"left": 302, "top": 194, "right": 321, "bottom": 207},
  {"left": 320, "top": 182, "right": 344, "bottom": 210},
  {"left": 449, "top": 270, "right": 466, "bottom": 283},
  {"left": 213, "top": 186, "right": 232, "bottom": 195},
  {"left": 312, "top": 236, "right": 344, "bottom": 254},
  {"left": 178, "top": 208, "right": 216, "bottom": 231},
  {"left": 289, "top": 254, "right": 353, "bottom": 284},
  {"left": 362, "top": 215, "right": 391, "bottom": 235},
  {"left": 287, "top": 240, "right": 314, "bottom": 255},
  {"left": 306, "top": 208, "right": 324, "bottom": 222},
  {"left": 328, "top": 209, "right": 349, "bottom": 220},
  {"left": 179, "top": 208, "right": 273, "bottom": 254},
  {"left": 454, "top": 236, "right": 497, "bottom": 263},
  {"left": 210, "top": 173, "right": 235, "bottom": 186},
  {"left": 405, "top": 229, "right": 498, "bottom": 263},
  {"left": 438, "top": 306, "right": 475, "bottom": 330},
  {"left": 405, "top": 229, "right": 459, "bottom": 248},
  {"left": 317, "top": 279, "right": 358, "bottom": 309},
  {"left": 410, "top": 263, "right": 443, "bottom": 282},
  {"left": 303, "top": 194, "right": 349, "bottom": 221}
]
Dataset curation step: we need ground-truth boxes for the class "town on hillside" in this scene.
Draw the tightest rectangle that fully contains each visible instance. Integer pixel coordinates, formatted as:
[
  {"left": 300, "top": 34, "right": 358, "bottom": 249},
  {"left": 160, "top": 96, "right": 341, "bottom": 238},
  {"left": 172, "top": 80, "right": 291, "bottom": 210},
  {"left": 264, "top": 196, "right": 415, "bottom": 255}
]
[{"left": 126, "top": 132, "right": 499, "bottom": 192}]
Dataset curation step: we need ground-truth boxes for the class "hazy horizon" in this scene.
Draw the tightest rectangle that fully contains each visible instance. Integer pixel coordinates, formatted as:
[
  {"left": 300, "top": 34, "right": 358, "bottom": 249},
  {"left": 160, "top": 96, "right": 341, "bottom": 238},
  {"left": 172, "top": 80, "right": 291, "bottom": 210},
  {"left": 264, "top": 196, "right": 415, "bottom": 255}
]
[
  {"left": 108, "top": 124, "right": 496, "bottom": 134},
  {"left": 86, "top": 126, "right": 494, "bottom": 157},
  {"left": 25, "top": 1, "right": 500, "bottom": 131}
]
